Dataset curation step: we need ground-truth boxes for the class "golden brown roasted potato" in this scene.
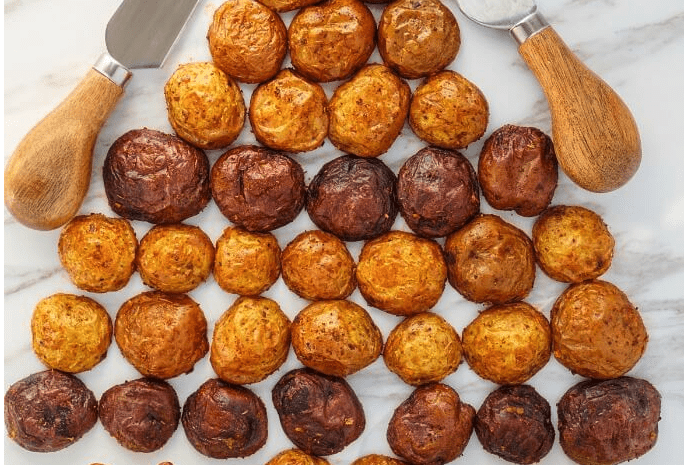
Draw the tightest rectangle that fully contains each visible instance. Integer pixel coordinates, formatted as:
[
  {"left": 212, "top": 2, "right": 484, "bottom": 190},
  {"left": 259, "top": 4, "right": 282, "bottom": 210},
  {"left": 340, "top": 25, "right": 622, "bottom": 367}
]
[
  {"left": 378, "top": 0, "right": 460, "bottom": 79},
  {"left": 462, "top": 302, "right": 551, "bottom": 385},
  {"left": 328, "top": 64, "right": 411, "bottom": 158},
  {"left": 164, "top": 62, "right": 245, "bottom": 150},
  {"left": 249, "top": 68, "right": 329, "bottom": 153},
  {"left": 210, "top": 296, "right": 291, "bottom": 384},
  {"left": 259, "top": 0, "right": 322, "bottom": 12},
  {"left": 290, "top": 299, "right": 383, "bottom": 377},
  {"left": 31, "top": 293, "right": 112, "bottom": 373},
  {"left": 136, "top": 223, "right": 214, "bottom": 294},
  {"left": 58, "top": 213, "right": 137, "bottom": 293},
  {"left": 551, "top": 280, "right": 648, "bottom": 379},
  {"left": 409, "top": 70, "right": 489, "bottom": 149},
  {"left": 208, "top": 0, "right": 287, "bottom": 83},
  {"left": 533, "top": 205, "right": 615, "bottom": 283},
  {"left": 384, "top": 312, "right": 462, "bottom": 386},
  {"left": 351, "top": 455, "right": 408, "bottom": 465},
  {"left": 266, "top": 449, "right": 331, "bottom": 465}
]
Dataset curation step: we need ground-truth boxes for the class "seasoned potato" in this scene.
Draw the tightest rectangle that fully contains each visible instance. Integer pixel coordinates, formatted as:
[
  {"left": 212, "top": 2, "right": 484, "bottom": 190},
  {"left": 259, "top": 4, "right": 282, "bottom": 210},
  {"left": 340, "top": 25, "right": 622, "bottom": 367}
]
[
  {"left": 58, "top": 213, "right": 137, "bottom": 293},
  {"left": 281, "top": 230, "right": 356, "bottom": 301},
  {"left": 291, "top": 300, "right": 382, "bottom": 377},
  {"left": 329, "top": 64, "right": 411, "bottom": 158},
  {"left": 356, "top": 230, "right": 447, "bottom": 316},
  {"left": 31, "top": 293, "right": 112, "bottom": 373},
  {"left": 164, "top": 62, "right": 245, "bottom": 150},
  {"left": 551, "top": 280, "right": 648, "bottom": 379},
  {"left": 136, "top": 223, "right": 214, "bottom": 294},
  {"left": 288, "top": 0, "right": 376, "bottom": 82},
  {"left": 444, "top": 214, "right": 535, "bottom": 304},
  {"left": 259, "top": 0, "right": 321, "bottom": 12},
  {"left": 213, "top": 226, "right": 281, "bottom": 296},
  {"left": 378, "top": 0, "right": 460, "bottom": 79},
  {"left": 384, "top": 312, "right": 462, "bottom": 386},
  {"left": 533, "top": 205, "right": 614, "bottom": 283},
  {"left": 267, "top": 449, "right": 331, "bottom": 465},
  {"left": 462, "top": 302, "right": 551, "bottom": 385},
  {"left": 352, "top": 455, "right": 408, "bottom": 465},
  {"left": 208, "top": 0, "right": 287, "bottom": 83},
  {"left": 210, "top": 296, "right": 291, "bottom": 384},
  {"left": 409, "top": 70, "right": 489, "bottom": 149},
  {"left": 249, "top": 68, "right": 329, "bottom": 153}
]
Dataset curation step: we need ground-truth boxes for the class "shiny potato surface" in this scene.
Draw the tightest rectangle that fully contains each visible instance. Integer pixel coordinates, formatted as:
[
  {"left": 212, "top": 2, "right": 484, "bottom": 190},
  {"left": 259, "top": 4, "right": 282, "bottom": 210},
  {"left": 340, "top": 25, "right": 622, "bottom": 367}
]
[
  {"left": 31, "top": 293, "right": 112, "bottom": 373},
  {"left": 409, "top": 70, "right": 489, "bottom": 149},
  {"left": 250, "top": 68, "right": 328, "bottom": 153},
  {"left": 384, "top": 312, "right": 462, "bottom": 386},
  {"left": 351, "top": 455, "right": 408, "bottom": 465},
  {"left": 58, "top": 213, "right": 137, "bottom": 293},
  {"left": 533, "top": 205, "right": 615, "bottom": 283},
  {"left": 213, "top": 226, "right": 281, "bottom": 296},
  {"left": 328, "top": 64, "right": 411, "bottom": 158},
  {"left": 444, "top": 214, "right": 535, "bottom": 304},
  {"left": 356, "top": 230, "right": 447, "bottom": 316},
  {"left": 259, "top": 0, "right": 321, "bottom": 12},
  {"left": 210, "top": 296, "right": 291, "bottom": 385},
  {"left": 378, "top": 0, "right": 460, "bottom": 79},
  {"left": 115, "top": 291, "right": 209, "bottom": 379},
  {"left": 266, "top": 449, "right": 331, "bottom": 465},
  {"left": 288, "top": 0, "right": 376, "bottom": 82},
  {"left": 164, "top": 62, "right": 245, "bottom": 150},
  {"left": 281, "top": 229, "right": 356, "bottom": 301},
  {"left": 208, "top": 0, "right": 287, "bottom": 83},
  {"left": 462, "top": 302, "right": 551, "bottom": 385},
  {"left": 551, "top": 280, "right": 648, "bottom": 379},
  {"left": 136, "top": 223, "right": 214, "bottom": 294},
  {"left": 291, "top": 299, "right": 382, "bottom": 377}
]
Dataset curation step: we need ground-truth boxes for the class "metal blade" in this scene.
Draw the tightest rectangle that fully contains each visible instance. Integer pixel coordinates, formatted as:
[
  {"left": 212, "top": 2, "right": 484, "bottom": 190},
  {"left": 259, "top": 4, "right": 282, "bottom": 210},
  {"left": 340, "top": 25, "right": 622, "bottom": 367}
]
[
  {"left": 452, "top": 0, "right": 537, "bottom": 29},
  {"left": 105, "top": 0, "right": 200, "bottom": 69}
]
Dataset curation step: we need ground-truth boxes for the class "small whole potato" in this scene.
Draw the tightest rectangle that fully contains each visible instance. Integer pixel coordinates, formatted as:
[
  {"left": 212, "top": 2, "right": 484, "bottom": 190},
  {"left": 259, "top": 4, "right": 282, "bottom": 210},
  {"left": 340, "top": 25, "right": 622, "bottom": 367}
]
[
  {"left": 352, "top": 455, "right": 408, "bottom": 465},
  {"left": 462, "top": 302, "right": 551, "bottom": 385},
  {"left": 164, "top": 62, "right": 245, "bottom": 150},
  {"left": 533, "top": 205, "right": 615, "bottom": 283},
  {"left": 266, "top": 449, "right": 331, "bottom": 465},
  {"left": 384, "top": 312, "right": 462, "bottom": 386},
  {"left": 210, "top": 296, "right": 291, "bottom": 384},
  {"left": 291, "top": 299, "right": 383, "bottom": 377}
]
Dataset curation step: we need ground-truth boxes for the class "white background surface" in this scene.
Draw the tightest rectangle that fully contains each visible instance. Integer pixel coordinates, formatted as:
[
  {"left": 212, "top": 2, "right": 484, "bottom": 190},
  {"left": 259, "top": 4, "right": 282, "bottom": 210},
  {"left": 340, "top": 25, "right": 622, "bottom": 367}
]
[{"left": 4, "top": 0, "right": 684, "bottom": 464}]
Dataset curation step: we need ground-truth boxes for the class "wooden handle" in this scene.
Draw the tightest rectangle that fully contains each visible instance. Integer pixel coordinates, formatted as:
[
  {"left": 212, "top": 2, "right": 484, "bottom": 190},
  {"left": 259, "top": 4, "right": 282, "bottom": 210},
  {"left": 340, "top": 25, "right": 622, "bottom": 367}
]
[
  {"left": 4, "top": 69, "right": 123, "bottom": 230},
  {"left": 518, "top": 27, "right": 641, "bottom": 193}
]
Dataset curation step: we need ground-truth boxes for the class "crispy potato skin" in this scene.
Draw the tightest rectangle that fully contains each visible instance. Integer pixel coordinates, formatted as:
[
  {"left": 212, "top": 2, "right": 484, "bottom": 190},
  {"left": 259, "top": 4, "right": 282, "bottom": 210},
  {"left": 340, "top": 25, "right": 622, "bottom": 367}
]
[
  {"left": 533, "top": 205, "right": 615, "bottom": 283},
  {"left": 210, "top": 296, "right": 291, "bottom": 384},
  {"left": 137, "top": 224, "right": 214, "bottom": 294},
  {"left": 213, "top": 226, "right": 281, "bottom": 296},
  {"left": 462, "top": 302, "right": 551, "bottom": 385},
  {"left": 351, "top": 455, "right": 408, "bottom": 465},
  {"left": 115, "top": 291, "right": 209, "bottom": 379},
  {"left": 208, "top": 0, "right": 287, "bottom": 83},
  {"left": 282, "top": 230, "right": 356, "bottom": 300},
  {"left": 31, "top": 294, "right": 112, "bottom": 373},
  {"left": 356, "top": 231, "right": 447, "bottom": 316},
  {"left": 288, "top": 0, "right": 376, "bottom": 82},
  {"left": 329, "top": 64, "right": 411, "bottom": 158},
  {"left": 58, "top": 213, "right": 137, "bottom": 293},
  {"left": 551, "top": 280, "right": 648, "bottom": 379},
  {"left": 259, "top": 0, "right": 321, "bottom": 12},
  {"left": 409, "top": 70, "right": 488, "bottom": 149},
  {"left": 384, "top": 312, "right": 462, "bottom": 386},
  {"left": 378, "top": 0, "right": 460, "bottom": 79},
  {"left": 444, "top": 214, "right": 535, "bottom": 304},
  {"left": 164, "top": 62, "right": 245, "bottom": 150},
  {"left": 291, "top": 300, "right": 382, "bottom": 377},
  {"left": 266, "top": 449, "right": 332, "bottom": 465},
  {"left": 250, "top": 69, "right": 329, "bottom": 153}
]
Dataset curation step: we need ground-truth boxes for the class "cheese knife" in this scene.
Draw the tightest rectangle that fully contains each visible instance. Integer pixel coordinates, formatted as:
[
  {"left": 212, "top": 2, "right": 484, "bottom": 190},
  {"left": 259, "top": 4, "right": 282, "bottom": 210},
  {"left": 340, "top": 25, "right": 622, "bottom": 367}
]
[
  {"left": 453, "top": 0, "right": 641, "bottom": 193},
  {"left": 4, "top": 0, "right": 200, "bottom": 230}
]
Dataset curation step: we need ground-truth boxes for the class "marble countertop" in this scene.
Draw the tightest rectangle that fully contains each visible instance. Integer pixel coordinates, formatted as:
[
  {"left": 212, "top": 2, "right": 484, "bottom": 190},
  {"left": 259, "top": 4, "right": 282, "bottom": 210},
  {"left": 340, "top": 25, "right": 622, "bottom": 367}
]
[{"left": 4, "top": 0, "right": 684, "bottom": 464}]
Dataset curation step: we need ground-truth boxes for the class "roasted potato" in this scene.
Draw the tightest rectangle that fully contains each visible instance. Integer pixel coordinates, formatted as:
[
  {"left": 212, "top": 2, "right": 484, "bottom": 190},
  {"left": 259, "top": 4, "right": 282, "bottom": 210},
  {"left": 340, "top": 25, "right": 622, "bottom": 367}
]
[
  {"left": 164, "top": 62, "right": 245, "bottom": 150},
  {"left": 409, "top": 70, "right": 488, "bottom": 149},
  {"left": 291, "top": 299, "right": 382, "bottom": 377},
  {"left": 328, "top": 64, "right": 411, "bottom": 158},
  {"left": 210, "top": 296, "right": 291, "bottom": 384},
  {"left": 31, "top": 293, "right": 112, "bottom": 373},
  {"left": 258, "top": 0, "right": 321, "bottom": 11},
  {"left": 58, "top": 213, "right": 137, "bottom": 293},
  {"left": 250, "top": 68, "right": 329, "bottom": 153},
  {"left": 352, "top": 455, "right": 408, "bottom": 465},
  {"left": 266, "top": 449, "right": 331, "bottom": 465},
  {"left": 551, "top": 279, "right": 648, "bottom": 379}
]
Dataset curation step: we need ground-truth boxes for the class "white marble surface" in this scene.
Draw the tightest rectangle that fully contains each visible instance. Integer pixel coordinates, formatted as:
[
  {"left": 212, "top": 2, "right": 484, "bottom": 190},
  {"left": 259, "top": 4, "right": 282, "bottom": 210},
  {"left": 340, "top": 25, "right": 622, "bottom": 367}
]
[{"left": 4, "top": 0, "right": 684, "bottom": 464}]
